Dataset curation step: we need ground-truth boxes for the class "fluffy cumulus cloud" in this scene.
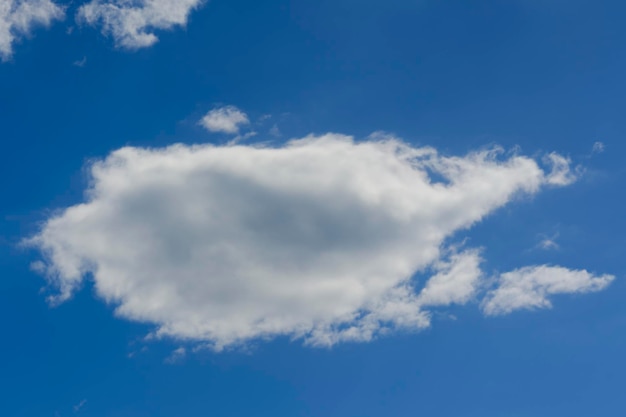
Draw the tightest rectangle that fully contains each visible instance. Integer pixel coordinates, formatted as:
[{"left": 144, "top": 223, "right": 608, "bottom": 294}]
[
  {"left": 482, "top": 266, "right": 614, "bottom": 315},
  {"left": 77, "top": 0, "right": 205, "bottom": 49},
  {"left": 417, "top": 250, "right": 483, "bottom": 307},
  {"left": 0, "top": 0, "right": 64, "bottom": 60},
  {"left": 200, "top": 106, "right": 250, "bottom": 134},
  {"left": 27, "top": 134, "right": 614, "bottom": 349}
]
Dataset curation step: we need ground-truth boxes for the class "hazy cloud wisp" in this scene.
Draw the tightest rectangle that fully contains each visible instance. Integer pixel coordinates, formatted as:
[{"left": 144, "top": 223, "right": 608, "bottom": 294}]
[
  {"left": 0, "top": 0, "right": 64, "bottom": 60},
  {"left": 77, "top": 0, "right": 205, "bottom": 49}
]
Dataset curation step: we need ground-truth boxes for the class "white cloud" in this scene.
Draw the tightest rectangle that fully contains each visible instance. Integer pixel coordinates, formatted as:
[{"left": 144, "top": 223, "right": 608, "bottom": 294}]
[
  {"left": 0, "top": 0, "right": 64, "bottom": 61},
  {"left": 538, "top": 239, "right": 559, "bottom": 250},
  {"left": 592, "top": 141, "right": 605, "bottom": 154},
  {"left": 73, "top": 399, "right": 87, "bottom": 413},
  {"left": 544, "top": 152, "right": 579, "bottom": 186},
  {"left": 539, "top": 238, "right": 560, "bottom": 250},
  {"left": 200, "top": 106, "right": 250, "bottom": 134},
  {"left": 537, "top": 232, "right": 559, "bottom": 251},
  {"left": 77, "top": 0, "right": 205, "bottom": 49},
  {"left": 27, "top": 134, "right": 609, "bottom": 349},
  {"left": 482, "top": 265, "right": 614, "bottom": 316},
  {"left": 417, "top": 249, "right": 483, "bottom": 307},
  {"left": 164, "top": 347, "right": 186, "bottom": 364}
]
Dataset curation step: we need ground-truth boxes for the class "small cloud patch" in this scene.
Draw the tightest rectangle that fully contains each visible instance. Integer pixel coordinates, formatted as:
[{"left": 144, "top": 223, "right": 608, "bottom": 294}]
[{"left": 200, "top": 105, "right": 250, "bottom": 134}]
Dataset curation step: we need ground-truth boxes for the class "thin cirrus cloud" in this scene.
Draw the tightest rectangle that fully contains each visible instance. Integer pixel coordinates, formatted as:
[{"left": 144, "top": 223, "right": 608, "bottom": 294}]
[
  {"left": 27, "top": 133, "right": 614, "bottom": 350},
  {"left": 77, "top": 0, "right": 206, "bottom": 49},
  {"left": 592, "top": 141, "right": 605, "bottom": 154},
  {"left": 0, "top": 0, "right": 64, "bottom": 61},
  {"left": 200, "top": 105, "right": 250, "bottom": 134}
]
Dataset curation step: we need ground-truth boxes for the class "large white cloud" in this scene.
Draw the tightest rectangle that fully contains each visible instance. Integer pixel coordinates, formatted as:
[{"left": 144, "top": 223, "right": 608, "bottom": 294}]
[
  {"left": 0, "top": 0, "right": 64, "bottom": 61},
  {"left": 27, "top": 134, "right": 612, "bottom": 349},
  {"left": 482, "top": 266, "right": 614, "bottom": 316},
  {"left": 77, "top": 0, "right": 205, "bottom": 49}
]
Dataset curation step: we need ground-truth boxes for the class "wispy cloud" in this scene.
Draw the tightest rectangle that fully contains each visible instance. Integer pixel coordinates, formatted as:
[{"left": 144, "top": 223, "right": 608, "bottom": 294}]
[
  {"left": 544, "top": 152, "right": 580, "bottom": 186},
  {"left": 592, "top": 141, "right": 605, "bottom": 154},
  {"left": 164, "top": 347, "right": 186, "bottom": 364},
  {"left": 0, "top": 0, "right": 64, "bottom": 61},
  {"left": 269, "top": 124, "right": 281, "bottom": 137},
  {"left": 77, "top": 0, "right": 205, "bottom": 49},
  {"left": 536, "top": 232, "right": 560, "bottom": 251},
  {"left": 482, "top": 266, "right": 614, "bottom": 315},
  {"left": 73, "top": 56, "right": 86, "bottom": 67}
]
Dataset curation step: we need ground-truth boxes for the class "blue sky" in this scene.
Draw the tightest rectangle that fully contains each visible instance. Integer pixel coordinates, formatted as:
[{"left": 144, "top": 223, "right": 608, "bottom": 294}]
[{"left": 1, "top": 1, "right": 626, "bottom": 416}]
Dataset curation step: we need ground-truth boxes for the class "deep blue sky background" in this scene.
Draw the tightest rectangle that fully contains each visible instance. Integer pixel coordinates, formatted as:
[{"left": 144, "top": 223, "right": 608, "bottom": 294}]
[{"left": 1, "top": 1, "right": 625, "bottom": 416}]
